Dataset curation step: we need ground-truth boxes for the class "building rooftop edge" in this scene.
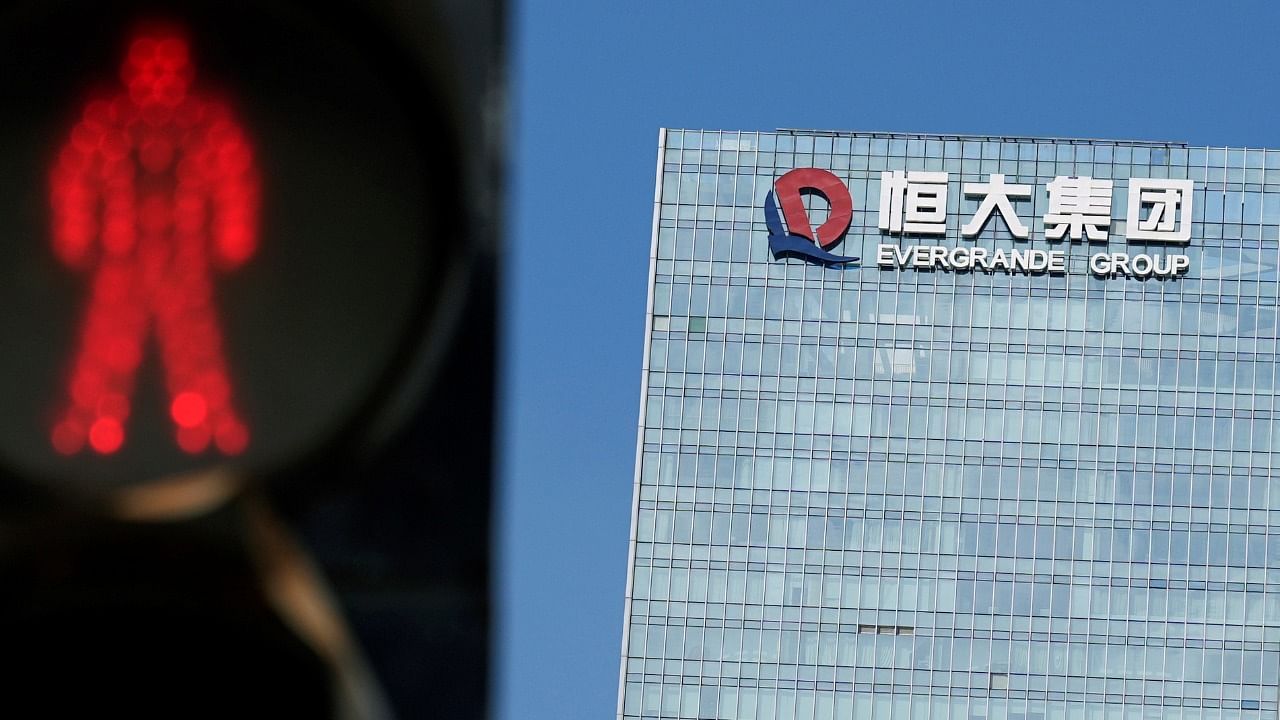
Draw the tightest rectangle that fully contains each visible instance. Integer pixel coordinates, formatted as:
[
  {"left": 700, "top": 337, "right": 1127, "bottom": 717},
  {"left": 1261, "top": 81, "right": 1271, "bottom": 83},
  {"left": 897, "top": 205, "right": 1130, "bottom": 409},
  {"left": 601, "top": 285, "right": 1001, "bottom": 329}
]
[{"left": 662, "top": 127, "right": 1195, "bottom": 148}]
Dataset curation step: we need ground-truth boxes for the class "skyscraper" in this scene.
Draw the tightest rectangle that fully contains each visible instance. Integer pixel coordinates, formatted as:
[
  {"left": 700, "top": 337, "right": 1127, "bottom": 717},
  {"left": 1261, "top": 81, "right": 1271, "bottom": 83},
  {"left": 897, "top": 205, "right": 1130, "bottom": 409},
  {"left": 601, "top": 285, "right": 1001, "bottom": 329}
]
[{"left": 618, "top": 128, "right": 1280, "bottom": 719}]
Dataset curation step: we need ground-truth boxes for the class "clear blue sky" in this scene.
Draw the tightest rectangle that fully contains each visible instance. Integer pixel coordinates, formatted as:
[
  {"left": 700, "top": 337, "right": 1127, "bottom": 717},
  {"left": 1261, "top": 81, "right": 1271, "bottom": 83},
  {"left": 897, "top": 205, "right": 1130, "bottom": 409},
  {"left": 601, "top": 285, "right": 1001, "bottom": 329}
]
[{"left": 498, "top": 2, "right": 1280, "bottom": 718}]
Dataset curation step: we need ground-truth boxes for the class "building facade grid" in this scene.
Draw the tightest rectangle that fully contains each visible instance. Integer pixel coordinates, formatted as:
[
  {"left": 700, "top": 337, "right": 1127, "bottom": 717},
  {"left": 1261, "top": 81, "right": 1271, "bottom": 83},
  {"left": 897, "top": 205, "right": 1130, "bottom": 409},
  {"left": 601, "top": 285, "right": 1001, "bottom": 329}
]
[{"left": 618, "top": 128, "right": 1280, "bottom": 720}]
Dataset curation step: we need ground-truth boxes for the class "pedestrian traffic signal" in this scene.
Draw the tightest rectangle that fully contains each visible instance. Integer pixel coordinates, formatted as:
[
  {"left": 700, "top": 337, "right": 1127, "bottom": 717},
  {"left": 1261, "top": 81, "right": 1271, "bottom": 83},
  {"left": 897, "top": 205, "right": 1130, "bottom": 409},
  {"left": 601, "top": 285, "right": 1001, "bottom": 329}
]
[
  {"left": 0, "top": 4, "right": 473, "bottom": 492},
  {"left": 0, "top": 2, "right": 500, "bottom": 717},
  {"left": 50, "top": 28, "right": 257, "bottom": 459}
]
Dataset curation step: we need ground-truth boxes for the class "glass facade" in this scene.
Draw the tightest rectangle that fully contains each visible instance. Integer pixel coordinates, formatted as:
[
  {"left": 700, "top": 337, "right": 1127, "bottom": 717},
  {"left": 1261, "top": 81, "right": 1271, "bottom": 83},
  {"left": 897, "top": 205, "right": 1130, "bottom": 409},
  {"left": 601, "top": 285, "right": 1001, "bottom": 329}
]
[{"left": 617, "top": 129, "right": 1280, "bottom": 719}]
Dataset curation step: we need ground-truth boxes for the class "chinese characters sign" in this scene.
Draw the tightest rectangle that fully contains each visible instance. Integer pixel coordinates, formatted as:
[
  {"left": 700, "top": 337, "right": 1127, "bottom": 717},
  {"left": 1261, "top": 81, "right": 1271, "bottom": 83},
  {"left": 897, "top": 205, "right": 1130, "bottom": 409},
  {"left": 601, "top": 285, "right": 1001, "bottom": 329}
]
[
  {"left": 874, "top": 171, "right": 1193, "bottom": 278},
  {"left": 876, "top": 171, "right": 1193, "bottom": 245}
]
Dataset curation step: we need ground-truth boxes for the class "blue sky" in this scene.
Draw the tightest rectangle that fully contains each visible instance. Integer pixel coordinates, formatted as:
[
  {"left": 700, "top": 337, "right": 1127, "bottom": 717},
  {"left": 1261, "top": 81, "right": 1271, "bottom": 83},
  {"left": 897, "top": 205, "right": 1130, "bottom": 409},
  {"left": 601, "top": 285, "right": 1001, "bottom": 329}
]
[{"left": 498, "top": 2, "right": 1280, "bottom": 718}]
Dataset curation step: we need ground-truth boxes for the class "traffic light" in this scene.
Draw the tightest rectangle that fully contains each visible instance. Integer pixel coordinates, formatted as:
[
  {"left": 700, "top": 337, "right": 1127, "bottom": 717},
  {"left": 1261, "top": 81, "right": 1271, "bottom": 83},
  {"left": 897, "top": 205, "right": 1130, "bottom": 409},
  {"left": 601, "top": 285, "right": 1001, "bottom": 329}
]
[{"left": 0, "top": 1, "right": 500, "bottom": 716}]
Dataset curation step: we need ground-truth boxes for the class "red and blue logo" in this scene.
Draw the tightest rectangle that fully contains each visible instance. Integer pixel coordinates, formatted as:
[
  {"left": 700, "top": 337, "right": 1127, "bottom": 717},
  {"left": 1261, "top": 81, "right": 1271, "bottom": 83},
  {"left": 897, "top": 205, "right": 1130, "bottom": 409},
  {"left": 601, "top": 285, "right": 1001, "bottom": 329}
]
[{"left": 764, "top": 168, "right": 859, "bottom": 266}]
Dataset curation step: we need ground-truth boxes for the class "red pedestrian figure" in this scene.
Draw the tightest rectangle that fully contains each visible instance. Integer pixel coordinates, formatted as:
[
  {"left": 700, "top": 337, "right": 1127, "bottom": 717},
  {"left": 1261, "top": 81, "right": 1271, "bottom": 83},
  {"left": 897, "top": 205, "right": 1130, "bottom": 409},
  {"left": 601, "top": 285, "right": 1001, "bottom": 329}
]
[{"left": 49, "top": 30, "right": 256, "bottom": 457}]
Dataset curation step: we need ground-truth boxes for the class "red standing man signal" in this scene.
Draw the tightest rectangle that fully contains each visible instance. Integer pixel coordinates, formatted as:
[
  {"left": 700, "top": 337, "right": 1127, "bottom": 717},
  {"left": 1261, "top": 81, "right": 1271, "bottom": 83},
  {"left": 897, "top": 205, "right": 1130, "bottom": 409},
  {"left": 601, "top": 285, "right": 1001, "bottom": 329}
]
[{"left": 49, "top": 30, "right": 256, "bottom": 457}]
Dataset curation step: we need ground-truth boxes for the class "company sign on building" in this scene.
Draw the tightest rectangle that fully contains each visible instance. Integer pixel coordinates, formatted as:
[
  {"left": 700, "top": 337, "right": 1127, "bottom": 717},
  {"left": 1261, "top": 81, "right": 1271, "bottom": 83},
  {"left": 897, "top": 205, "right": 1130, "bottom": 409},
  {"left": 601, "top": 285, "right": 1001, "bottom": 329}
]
[{"left": 768, "top": 164, "right": 1195, "bottom": 278}]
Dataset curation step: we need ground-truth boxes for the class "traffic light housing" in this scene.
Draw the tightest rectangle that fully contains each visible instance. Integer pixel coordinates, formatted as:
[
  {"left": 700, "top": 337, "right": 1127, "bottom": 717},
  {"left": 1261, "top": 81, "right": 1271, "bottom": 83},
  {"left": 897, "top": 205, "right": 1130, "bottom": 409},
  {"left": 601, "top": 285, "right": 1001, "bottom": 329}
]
[{"left": 0, "top": 1, "right": 500, "bottom": 716}]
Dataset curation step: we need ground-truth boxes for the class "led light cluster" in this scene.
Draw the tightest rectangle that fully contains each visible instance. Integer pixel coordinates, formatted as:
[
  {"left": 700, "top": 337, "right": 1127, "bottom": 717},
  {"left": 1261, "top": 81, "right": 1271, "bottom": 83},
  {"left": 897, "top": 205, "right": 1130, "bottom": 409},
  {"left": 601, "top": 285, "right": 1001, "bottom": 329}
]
[{"left": 49, "top": 32, "right": 256, "bottom": 457}]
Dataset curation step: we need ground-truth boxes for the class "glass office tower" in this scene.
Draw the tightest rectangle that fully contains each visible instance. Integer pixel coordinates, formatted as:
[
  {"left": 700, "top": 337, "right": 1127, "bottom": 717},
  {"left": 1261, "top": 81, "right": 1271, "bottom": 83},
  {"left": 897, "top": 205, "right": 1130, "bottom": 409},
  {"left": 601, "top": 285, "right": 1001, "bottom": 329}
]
[{"left": 618, "top": 129, "right": 1280, "bottom": 719}]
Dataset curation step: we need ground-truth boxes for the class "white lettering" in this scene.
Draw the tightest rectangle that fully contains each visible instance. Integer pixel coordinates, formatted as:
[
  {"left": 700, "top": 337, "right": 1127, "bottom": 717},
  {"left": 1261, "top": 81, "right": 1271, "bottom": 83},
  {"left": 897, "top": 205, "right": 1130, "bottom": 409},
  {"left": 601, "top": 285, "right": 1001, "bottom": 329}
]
[
  {"left": 1126, "top": 179, "right": 1194, "bottom": 243},
  {"left": 970, "top": 247, "right": 989, "bottom": 269},
  {"left": 879, "top": 171, "right": 949, "bottom": 235},
  {"left": 1090, "top": 252, "right": 1190, "bottom": 279},
  {"left": 893, "top": 245, "right": 911, "bottom": 266},
  {"left": 1012, "top": 249, "right": 1041, "bottom": 272},
  {"left": 912, "top": 246, "right": 931, "bottom": 268},
  {"left": 1029, "top": 249, "right": 1049, "bottom": 272},
  {"left": 990, "top": 248, "right": 1009, "bottom": 270},
  {"left": 928, "top": 246, "right": 948, "bottom": 267},
  {"left": 962, "top": 174, "right": 1032, "bottom": 239},
  {"left": 877, "top": 244, "right": 897, "bottom": 267},
  {"left": 880, "top": 245, "right": 1188, "bottom": 279},
  {"left": 1046, "top": 176, "right": 1113, "bottom": 241}
]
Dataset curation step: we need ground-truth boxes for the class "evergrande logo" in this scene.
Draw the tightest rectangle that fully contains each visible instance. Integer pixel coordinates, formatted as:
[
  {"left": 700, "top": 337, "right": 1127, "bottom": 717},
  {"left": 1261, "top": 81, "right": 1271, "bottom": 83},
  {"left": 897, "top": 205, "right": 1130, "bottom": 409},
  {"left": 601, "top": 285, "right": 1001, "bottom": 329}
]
[{"left": 763, "top": 168, "right": 860, "bottom": 266}]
